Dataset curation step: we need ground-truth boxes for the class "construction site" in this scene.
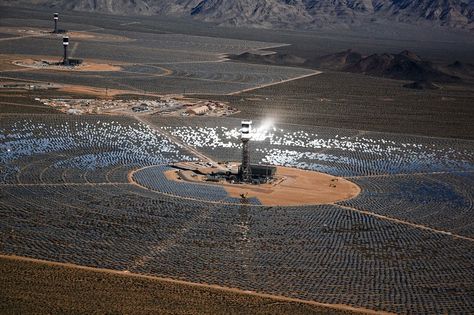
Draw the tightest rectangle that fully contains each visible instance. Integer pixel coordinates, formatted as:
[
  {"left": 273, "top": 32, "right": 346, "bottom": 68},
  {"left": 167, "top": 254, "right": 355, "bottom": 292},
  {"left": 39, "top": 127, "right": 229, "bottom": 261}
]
[{"left": 36, "top": 97, "right": 236, "bottom": 116}]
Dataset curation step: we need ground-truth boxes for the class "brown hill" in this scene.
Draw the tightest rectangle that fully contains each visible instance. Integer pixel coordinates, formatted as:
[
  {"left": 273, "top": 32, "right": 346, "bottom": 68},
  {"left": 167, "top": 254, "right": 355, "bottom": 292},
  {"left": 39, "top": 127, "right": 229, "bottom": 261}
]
[
  {"left": 309, "top": 49, "right": 363, "bottom": 70},
  {"left": 314, "top": 50, "right": 461, "bottom": 82},
  {"left": 447, "top": 60, "right": 474, "bottom": 76},
  {"left": 403, "top": 80, "right": 441, "bottom": 90},
  {"left": 229, "top": 52, "right": 307, "bottom": 66}
]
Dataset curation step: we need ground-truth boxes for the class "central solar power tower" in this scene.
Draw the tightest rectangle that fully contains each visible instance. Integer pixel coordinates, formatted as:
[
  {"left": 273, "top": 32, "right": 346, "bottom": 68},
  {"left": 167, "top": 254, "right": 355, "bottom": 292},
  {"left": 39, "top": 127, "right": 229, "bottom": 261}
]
[
  {"left": 62, "top": 36, "right": 69, "bottom": 66},
  {"left": 239, "top": 120, "right": 252, "bottom": 182},
  {"left": 53, "top": 13, "right": 59, "bottom": 33}
]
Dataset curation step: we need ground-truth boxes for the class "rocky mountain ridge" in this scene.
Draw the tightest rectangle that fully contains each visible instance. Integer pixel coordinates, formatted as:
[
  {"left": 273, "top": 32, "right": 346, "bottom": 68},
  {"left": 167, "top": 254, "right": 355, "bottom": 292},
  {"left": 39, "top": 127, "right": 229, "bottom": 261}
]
[{"left": 3, "top": 0, "right": 474, "bottom": 31}]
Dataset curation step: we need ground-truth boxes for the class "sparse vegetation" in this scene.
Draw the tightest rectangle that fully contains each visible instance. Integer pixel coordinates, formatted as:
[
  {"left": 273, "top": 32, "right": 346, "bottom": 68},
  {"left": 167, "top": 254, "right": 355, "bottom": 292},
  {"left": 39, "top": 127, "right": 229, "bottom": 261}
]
[{"left": 0, "top": 256, "right": 354, "bottom": 315}]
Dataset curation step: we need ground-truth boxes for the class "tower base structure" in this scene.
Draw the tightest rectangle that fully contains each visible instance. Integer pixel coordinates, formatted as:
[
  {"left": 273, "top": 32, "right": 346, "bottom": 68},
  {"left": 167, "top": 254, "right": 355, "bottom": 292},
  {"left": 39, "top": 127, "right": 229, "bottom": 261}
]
[{"left": 240, "top": 138, "right": 251, "bottom": 182}]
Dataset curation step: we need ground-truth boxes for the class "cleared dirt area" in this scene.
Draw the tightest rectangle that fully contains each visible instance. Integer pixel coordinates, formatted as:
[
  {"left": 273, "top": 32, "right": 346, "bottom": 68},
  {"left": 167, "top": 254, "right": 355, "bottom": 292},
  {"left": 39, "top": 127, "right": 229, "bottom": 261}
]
[
  {"left": 0, "top": 54, "right": 124, "bottom": 74},
  {"left": 0, "top": 255, "right": 373, "bottom": 315},
  {"left": 13, "top": 57, "right": 122, "bottom": 72},
  {"left": 0, "top": 27, "right": 132, "bottom": 42},
  {"left": 58, "top": 84, "right": 132, "bottom": 97},
  {"left": 67, "top": 31, "right": 132, "bottom": 42},
  {"left": 165, "top": 165, "right": 361, "bottom": 206}
]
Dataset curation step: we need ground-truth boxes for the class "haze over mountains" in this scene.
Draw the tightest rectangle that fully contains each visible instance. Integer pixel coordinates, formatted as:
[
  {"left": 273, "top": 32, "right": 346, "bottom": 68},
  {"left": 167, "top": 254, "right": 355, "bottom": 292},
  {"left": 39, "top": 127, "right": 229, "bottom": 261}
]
[{"left": 4, "top": 0, "right": 474, "bottom": 30}]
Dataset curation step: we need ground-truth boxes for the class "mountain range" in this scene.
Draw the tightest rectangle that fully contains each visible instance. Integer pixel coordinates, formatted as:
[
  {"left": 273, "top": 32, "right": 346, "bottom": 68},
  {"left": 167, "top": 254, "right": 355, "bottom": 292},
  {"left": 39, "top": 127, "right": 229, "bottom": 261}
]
[{"left": 4, "top": 0, "right": 474, "bottom": 31}]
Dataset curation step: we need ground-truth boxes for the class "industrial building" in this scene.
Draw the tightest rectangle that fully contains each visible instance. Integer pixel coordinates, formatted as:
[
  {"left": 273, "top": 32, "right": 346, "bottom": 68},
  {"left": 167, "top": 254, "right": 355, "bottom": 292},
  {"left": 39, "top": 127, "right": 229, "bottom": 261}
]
[{"left": 186, "top": 105, "right": 209, "bottom": 115}]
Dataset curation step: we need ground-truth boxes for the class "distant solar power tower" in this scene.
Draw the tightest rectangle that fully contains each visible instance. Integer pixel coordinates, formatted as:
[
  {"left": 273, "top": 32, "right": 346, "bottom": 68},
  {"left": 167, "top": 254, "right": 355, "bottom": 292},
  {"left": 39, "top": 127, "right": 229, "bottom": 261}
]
[
  {"left": 240, "top": 120, "right": 252, "bottom": 182},
  {"left": 53, "top": 13, "right": 59, "bottom": 33},
  {"left": 62, "top": 36, "right": 69, "bottom": 66}
]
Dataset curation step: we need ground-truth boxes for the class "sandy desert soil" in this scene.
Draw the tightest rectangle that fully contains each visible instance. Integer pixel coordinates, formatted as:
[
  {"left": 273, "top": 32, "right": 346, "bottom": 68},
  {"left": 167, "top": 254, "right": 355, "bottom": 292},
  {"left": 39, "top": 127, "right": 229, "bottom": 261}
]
[
  {"left": 165, "top": 166, "right": 361, "bottom": 206},
  {"left": 57, "top": 84, "right": 134, "bottom": 97},
  {"left": 0, "top": 54, "right": 123, "bottom": 72},
  {"left": 0, "top": 255, "right": 378, "bottom": 315},
  {"left": 13, "top": 58, "right": 122, "bottom": 72}
]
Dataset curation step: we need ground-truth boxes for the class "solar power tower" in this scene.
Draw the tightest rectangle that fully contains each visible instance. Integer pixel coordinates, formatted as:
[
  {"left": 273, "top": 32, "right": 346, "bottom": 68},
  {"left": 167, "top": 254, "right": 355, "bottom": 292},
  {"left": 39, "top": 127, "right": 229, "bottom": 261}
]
[
  {"left": 62, "top": 36, "right": 69, "bottom": 66},
  {"left": 240, "top": 120, "right": 252, "bottom": 182},
  {"left": 53, "top": 13, "right": 59, "bottom": 33}
]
